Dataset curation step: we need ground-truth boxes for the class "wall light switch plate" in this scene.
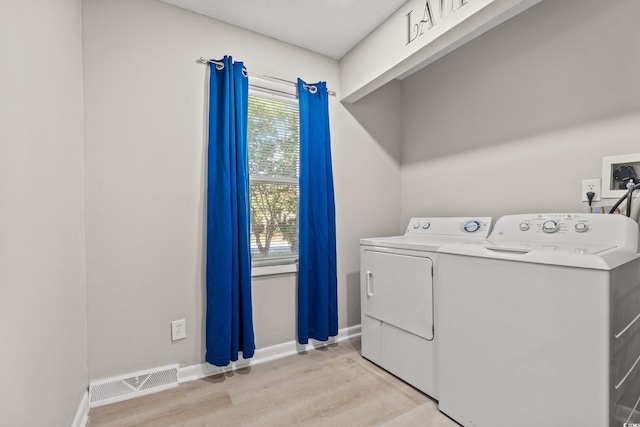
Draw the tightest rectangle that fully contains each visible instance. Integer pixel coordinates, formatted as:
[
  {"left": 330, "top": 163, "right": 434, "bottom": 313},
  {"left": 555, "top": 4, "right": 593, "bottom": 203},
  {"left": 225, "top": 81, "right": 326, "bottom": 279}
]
[{"left": 582, "top": 178, "right": 602, "bottom": 202}]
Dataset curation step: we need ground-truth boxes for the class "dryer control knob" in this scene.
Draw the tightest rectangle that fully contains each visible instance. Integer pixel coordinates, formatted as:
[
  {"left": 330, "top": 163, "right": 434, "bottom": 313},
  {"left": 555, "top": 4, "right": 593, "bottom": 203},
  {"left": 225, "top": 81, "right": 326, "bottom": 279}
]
[
  {"left": 413, "top": 221, "right": 420, "bottom": 229},
  {"left": 463, "top": 220, "right": 481, "bottom": 233},
  {"left": 519, "top": 222, "right": 530, "bottom": 231},
  {"left": 422, "top": 222, "right": 431, "bottom": 230},
  {"left": 574, "top": 223, "right": 588, "bottom": 233},
  {"left": 542, "top": 220, "right": 560, "bottom": 233}
]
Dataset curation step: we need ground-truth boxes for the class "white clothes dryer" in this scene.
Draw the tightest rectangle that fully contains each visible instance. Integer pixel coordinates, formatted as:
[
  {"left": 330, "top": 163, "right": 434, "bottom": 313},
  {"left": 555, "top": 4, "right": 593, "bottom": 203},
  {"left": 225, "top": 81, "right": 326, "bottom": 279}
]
[
  {"left": 437, "top": 213, "right": 640, "bottom": 427},
  {"left": 360, "top": 217, "right": 492, "bottom": 399}
]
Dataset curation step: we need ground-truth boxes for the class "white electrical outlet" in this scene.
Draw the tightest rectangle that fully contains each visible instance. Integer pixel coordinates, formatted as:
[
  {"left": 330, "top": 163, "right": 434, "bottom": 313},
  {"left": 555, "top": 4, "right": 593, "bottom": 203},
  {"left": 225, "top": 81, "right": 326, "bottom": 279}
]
[
  {"left": 171, "top": 319, "right": 186, "bottom": 341},
  {"left": 582, "top": 178, "right": 602, "bottom": 202}
]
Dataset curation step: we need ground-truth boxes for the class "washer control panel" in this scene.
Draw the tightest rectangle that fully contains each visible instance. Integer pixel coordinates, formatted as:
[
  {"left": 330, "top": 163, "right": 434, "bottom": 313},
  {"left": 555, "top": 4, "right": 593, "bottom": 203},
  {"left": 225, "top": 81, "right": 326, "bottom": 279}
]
[
  {"left": 574, "top": 222, "right": 589, "bottom": 233},
  {"left": 512, "top": 214, "right": 589, "bottom": 237},
  {"left": 519, "top": 222, "right": 530, "bottom": 231},
  {"left": 490, "top": 213, "right": 639, "bottom": 251},
  {"left": 536, "top": 218, "right": 589, "bottom": 234},
  {"left": 542, "top": 220, "right": 560, "bottom": 234},
  {"left": 405, "top": 217, "right": 492, "bottom": 237}
]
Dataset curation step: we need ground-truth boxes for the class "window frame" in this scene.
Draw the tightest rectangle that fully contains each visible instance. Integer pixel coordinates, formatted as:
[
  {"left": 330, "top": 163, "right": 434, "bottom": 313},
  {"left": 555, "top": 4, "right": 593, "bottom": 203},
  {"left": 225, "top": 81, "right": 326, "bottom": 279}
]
[{"left": 247, "top": 78, "right": 300, "bottom": 275}]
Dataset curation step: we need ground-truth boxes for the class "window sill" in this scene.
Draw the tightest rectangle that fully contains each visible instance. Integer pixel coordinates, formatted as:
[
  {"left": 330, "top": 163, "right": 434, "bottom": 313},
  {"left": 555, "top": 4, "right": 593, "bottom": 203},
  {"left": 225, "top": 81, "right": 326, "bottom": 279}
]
[{"left": 251, "top": 260, "right": 298, "bottom": 277}]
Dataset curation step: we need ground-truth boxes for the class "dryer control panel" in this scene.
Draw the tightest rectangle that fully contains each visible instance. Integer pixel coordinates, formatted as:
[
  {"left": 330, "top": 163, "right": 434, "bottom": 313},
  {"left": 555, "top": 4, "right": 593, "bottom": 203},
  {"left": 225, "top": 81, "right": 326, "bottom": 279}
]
[{"left": 405, "top": 217, "right": 492, "bottom": 237}]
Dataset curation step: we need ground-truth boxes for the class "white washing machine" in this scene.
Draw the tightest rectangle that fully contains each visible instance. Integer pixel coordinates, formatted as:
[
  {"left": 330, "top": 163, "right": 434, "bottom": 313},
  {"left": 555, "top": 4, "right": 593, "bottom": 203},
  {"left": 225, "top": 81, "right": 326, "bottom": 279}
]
[
  {"left": 360, "top": 217, "right": 492, "bottom": 399},
  {"left": 437, "top": 213, "right": 640, "bottom": 427}
]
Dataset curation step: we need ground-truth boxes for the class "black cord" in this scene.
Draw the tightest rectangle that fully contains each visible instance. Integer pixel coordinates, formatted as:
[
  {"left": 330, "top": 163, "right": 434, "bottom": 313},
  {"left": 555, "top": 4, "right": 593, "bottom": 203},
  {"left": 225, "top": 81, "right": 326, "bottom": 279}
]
[
  {"left": 626, "top": 183, "right": 640, "bottom": 216},
  {"left": 609, "top": 183, "right": 640, "bottom": 216},
  {"left": 587, "top": 191, "right": 595, "bottom": 207},
  {"left": 609, "top": 190, "right": 630, "bottom": 214}
]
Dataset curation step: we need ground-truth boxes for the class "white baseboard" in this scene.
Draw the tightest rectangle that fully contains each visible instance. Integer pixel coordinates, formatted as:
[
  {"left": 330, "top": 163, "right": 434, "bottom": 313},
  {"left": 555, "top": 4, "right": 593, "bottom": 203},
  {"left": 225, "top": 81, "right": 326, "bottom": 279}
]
[
  {"left": 78, "top": 325, "right": 361, "bottom": 415},
  {"left": 178, "top": 325, "right": 361, "bottom": 383},
  {"left": 71, "top": 391, "right": 89, "bottom": 427}
]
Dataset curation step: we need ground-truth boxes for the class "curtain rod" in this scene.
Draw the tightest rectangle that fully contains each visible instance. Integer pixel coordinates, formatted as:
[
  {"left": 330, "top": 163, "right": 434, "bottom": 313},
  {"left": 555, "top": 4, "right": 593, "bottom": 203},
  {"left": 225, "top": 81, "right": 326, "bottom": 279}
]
[{"left": 198, "top": 57, "right": 336, "bottom": 97}]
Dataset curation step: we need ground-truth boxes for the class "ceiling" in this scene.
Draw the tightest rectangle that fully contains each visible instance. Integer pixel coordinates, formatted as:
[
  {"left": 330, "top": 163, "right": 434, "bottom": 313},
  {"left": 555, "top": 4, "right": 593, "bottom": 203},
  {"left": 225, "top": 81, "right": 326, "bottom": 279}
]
[{"left": 159, "top": 0, "right": 408, "bottom": 59}]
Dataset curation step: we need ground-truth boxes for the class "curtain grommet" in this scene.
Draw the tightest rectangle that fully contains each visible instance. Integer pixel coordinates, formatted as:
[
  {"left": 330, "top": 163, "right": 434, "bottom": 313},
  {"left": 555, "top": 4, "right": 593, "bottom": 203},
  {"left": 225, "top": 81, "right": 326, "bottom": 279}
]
[{"left": 215, "top": 63, "right": 225, "bottom": 71}]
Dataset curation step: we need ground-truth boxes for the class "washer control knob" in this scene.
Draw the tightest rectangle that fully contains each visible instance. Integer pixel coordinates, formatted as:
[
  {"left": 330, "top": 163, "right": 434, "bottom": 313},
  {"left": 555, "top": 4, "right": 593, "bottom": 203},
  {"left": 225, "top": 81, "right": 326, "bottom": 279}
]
[
  {"left": 574, "top": 223, "right": 588, "bottom": 233},
  {"left": 542, "top": 220, "right": 560, "bottom": 233},
  {"left": 463, "top": 220, "right": 481, "bottom": 233},
  {"left": 519, "top": 222, "right": 530, "bottom": 231},
  {"left": 413, "top": 221, "right": 420, "bottom": 229},
  {"left": 422, "top": 222, "right": 431, "bottom": 230}
]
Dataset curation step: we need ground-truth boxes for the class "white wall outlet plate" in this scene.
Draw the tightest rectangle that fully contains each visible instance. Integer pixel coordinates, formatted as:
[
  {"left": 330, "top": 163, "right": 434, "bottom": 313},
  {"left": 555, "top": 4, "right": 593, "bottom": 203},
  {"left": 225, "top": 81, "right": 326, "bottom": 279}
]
[
  {"left": 171, "top": 319, "right": 186, "bottom": 341},
  {"left": 582, "top": 178, "right": 602, "bottom": 202}
]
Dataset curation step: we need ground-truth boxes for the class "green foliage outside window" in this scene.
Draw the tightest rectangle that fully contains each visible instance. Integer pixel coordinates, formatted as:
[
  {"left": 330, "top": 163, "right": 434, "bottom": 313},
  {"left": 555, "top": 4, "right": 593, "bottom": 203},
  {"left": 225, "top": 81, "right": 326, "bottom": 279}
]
[{"left": 247, "top": 93, "right": 299, "bottom": 259}]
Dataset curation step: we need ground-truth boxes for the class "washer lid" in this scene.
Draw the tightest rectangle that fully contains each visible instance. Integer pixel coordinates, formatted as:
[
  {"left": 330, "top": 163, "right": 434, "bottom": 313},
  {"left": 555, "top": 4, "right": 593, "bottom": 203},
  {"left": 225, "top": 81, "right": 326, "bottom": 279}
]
[
  {"left": 483, "top": 241, "right": 617, "bottom": 255},
  {"left": 439, "top": 240, "right": 637, "bottom": 270}
]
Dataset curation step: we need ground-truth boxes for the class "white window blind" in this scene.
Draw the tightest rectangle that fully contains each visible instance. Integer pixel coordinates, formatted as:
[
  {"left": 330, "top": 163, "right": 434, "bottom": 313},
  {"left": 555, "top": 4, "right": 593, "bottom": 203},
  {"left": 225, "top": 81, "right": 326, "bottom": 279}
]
[{"left": 247, "top": 82, "right": 299, "bottom": 262}]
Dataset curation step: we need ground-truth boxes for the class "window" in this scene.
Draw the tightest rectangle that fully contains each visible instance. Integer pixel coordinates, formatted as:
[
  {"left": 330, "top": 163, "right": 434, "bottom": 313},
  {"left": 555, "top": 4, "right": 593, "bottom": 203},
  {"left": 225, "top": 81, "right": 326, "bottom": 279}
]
[{"left": 247, "top": 80, "right": 299, "bottom": 264}]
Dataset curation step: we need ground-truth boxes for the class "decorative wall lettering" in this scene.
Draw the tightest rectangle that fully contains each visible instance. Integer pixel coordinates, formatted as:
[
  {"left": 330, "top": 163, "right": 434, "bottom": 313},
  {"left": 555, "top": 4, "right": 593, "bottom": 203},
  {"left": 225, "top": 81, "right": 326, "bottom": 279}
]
[
  {"left": 440, "top": 0, "right": 469, "bottom": 19},
  {"left": 406, "top": 0, "right": 470, "bottom": 45},
  {"left": 406, "top": 1, "right": 436, "bottom": 44}
]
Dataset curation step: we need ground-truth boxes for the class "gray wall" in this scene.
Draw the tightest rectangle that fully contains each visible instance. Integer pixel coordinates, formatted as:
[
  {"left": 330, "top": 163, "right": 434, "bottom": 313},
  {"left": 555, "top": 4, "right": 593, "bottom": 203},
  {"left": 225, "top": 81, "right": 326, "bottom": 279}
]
[
  {"left": 345, "top": 79, "right": 403, "bottom": 165},
  {"left": 83, "top": 0, "right": 401, "bottom": 380},
  {"left": 0, "top": 0, "right": 88, "bottom": 426},
  {"left": 401, "top": 0, "right": 640, "bottom": 222}
]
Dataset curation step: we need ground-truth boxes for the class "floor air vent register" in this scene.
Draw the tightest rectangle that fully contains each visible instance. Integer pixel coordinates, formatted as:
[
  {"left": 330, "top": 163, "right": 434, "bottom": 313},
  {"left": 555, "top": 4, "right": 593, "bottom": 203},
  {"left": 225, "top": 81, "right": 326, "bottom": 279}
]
[{"left": 89, "top": 364, "right": 179, "bottom": 408}]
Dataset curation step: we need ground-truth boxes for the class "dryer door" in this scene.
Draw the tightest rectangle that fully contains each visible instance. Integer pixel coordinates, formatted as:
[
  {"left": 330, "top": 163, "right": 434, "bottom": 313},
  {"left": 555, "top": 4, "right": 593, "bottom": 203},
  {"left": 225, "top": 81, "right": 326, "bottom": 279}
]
[{"left": 362, "top": 250, "right": 433, "bottom": 340}]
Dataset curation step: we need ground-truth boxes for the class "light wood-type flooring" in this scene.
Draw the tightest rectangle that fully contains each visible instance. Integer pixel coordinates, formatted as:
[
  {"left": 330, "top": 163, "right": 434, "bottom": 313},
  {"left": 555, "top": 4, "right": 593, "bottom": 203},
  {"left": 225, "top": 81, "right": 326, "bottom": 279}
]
[{"left": 88, "top": 337, "right": 458, "bottom": 427}]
